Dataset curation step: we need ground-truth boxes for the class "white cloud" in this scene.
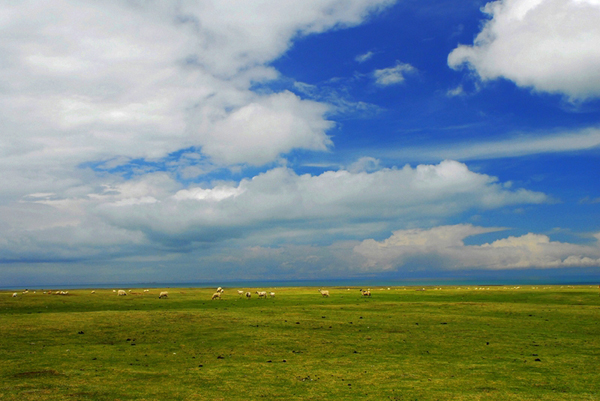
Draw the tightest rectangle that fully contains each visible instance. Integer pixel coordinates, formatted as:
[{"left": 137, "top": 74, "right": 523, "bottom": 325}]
[
  {"left": 355, "top": 51, "right": 374, "bottom": 63},
  {"left": 347, "top": 157, "right": 381, "bottom": 173},
  {"left": 173, "top": 186, "right": 245, "bottom": 202},
  {"left": 373, "top": 61, "right": 416, "bottom": 86},
  {"left": 448, "top": 0, "right": 600, "bottom": 100},
  {"left": 354, "top": 224, "right": 600, "bottom": 271},
  {"left": 446, "top": 85, "right": 465, "bottom": 97}
]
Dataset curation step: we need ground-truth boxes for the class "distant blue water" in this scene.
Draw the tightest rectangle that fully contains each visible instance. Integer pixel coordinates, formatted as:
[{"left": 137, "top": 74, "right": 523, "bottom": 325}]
[
  {"left": 2, "top": 275, "right": 598, "bottom": 290},
  {"left": 4, "top": 279, "right": 410, "bottom": 290}
]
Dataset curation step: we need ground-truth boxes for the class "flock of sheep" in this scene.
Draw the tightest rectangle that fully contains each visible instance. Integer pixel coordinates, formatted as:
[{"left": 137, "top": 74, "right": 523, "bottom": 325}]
[
  {"left": 214, "top": 288, "right": 276, "bottom": 300},
  {"left": 9, "top": 287, "right": 377, "bottom": 299},
  {"left": 12, "top": 289, "right": 66, "bottom": 297},
  {"left": 10, "top": 286, "right": 599, "bottom": 299}
]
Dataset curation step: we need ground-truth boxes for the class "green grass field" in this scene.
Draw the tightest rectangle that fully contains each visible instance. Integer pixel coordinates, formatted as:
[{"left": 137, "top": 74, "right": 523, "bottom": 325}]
[{"left": 1, "top": 285, "right": 599, "bottom": 400}]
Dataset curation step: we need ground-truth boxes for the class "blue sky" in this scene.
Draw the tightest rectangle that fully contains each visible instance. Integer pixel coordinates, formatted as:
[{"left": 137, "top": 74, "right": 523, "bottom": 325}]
[{"left": 1, "top": 0, "right": 599, "bottom": 286}]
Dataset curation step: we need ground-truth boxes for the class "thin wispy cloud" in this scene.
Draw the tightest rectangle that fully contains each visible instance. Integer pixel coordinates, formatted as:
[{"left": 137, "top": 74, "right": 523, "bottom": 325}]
[
  {"left": 292, "top": 81, "right": 382, "bottom": 117},
  {"left": 355, "top": 51, "right": 375, "bottom": 63},
  {"left": 579, "top": 196, "right": 600, "bottom": 204},
  {"left": 446, "top": 85, "right": 465, "bottom": 97},
  {"left": 384, "top": 127, "right": 600, "bottom": 162},
  {"left": 373, "top": 61, "right": 416, "bottom": 86}
]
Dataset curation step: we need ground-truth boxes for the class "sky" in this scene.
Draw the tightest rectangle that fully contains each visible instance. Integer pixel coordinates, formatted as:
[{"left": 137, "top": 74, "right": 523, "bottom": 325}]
[{"left": 1, "top": 0, "right": 600, "bottom": 287}]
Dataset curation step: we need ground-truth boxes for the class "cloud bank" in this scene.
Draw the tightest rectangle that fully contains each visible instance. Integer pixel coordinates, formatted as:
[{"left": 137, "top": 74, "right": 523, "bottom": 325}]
[
  {"left": 354, "top": 224, "right": 600, "bottom": 271},
  {"left": 0, "top": 160, "right": 547, "bottom": 262}
]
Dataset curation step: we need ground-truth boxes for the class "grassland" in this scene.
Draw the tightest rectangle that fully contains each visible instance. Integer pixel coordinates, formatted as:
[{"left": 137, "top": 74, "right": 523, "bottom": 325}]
[{"left": 0, "top": 285, "right": 599, "bottom": 400}]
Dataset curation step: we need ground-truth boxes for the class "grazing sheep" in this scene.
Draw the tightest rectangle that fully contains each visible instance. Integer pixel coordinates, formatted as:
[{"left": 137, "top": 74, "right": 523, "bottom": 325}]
[
  {"left": 144, "top": 289, "right": 149, "bottom": 293},
  {"left": 91, "top": 291, "right": 96, "bottom": 294},
  {"left": 360, "top": 289, "right": 371, "bottom": 297},
  {"left": 158, "top": 291, "right": 168, "bottom": 299},
  {"left": 118, "top": 290, "right": 127, "bottom": 296},
  {"left": 245, "top": 292, "right": 251, "bottom": 298},
  {"left": 237, "top": 290, "right": 244, "bottom": 295},
  {"left": 211, "top": 292, "right": 221, "bottom": 300},
  {"left": 256, "top": 291, "right": 267, "bottom": 298},
  {"left": 318, "top": 289, "right": 330, "bottom": 297},
  {"left": 113, "top": 290, "right": 116, "bottom": 293},
  {"left": 269, "top": 292, "right": 275, "bottom": 298},
  {"left": 12, "top": 292, "right": 17, "bottom": 297},
  {"left": 216, "top": 287, "right": 223, "bottom": 293}
]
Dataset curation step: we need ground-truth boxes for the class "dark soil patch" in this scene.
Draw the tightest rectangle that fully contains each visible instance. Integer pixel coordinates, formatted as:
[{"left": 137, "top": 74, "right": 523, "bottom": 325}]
[{"left": 13, "top": 369, "right": 63, "bottom": 378}]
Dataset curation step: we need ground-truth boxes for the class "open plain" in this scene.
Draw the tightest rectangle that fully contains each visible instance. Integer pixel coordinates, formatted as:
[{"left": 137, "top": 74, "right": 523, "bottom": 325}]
[{"left": 1, "top": 286, "right": 599, "bottom": 400}]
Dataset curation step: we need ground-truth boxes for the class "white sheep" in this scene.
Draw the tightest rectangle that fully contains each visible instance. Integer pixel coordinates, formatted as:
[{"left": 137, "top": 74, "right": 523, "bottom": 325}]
[
  {"left": 269, "top": 292, "right": 275, "bottom": 298},
  {"left": 211, "top": 292, "right": 221, "bottom": 300},
  {"left": 318, "top": 289, "right": 330, "bottom": 297},
  {"left": 144, "top": 289, "right": 149, "bottom": 293},
  {"left": 216, "top": 287, "right": 223, "bottom": 293},
  {"left": 237, "top": 290, "right": 244, "bottom": 295},
  {"left": 245, "top": 292, "right": 251, "bottom": 298},
  {"left": 12, "top": 292, "right": 17, "bottom": 297},
  {"left": 158, "top": 291, "right": 168, "bottom": 299},
  {"left": 256, "top": 291, "right": 267, "bottom": 298},
  {"left": 91, "top": 290, "right": 96, "bottom": 294},
  {"left": 118, "top": 290, "right": 127, "bottom": 296},
  {"left": 113, "top": 290, "right": 116, "bottom": 293},
  {"left": 360, "top": 289, "right": 371, "bottom": 297}
]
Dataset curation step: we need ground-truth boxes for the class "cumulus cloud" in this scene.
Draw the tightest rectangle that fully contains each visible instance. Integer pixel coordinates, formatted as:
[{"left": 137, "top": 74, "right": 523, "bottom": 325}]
[
  {"left": 202, "top": 91, "right": 334, "bottom": 166},
  {"left": 448, "top": 0, "right": 600, "bottom": 100},
  {"left": 354, "top": 224, "right": 600, "bottom": 271},
  {"left": 373, "top": 61, "right": 416, "bottom": 86}
]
